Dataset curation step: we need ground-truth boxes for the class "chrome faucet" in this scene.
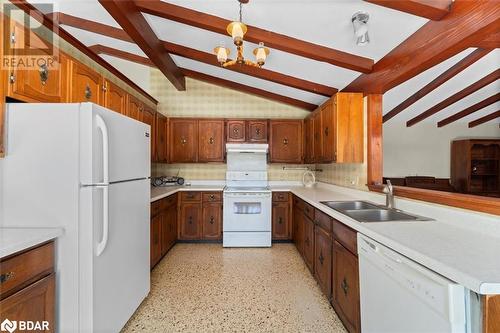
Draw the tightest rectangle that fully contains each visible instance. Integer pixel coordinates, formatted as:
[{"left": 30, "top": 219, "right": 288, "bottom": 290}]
[{"left": 384, "top": 180, "right": 394, "bottom": 209}]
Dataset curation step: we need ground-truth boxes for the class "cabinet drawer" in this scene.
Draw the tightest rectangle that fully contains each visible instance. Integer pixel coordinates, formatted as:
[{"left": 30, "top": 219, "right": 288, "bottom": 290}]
[
  {"left": 293, "top": 195, "right": 304, "bottom": 210},
  {"left": 332, "top": 219, "right": 357, "bottom": 256},
  {"left": 272, "top": 192, "right": 290, "bottom": 202},
  {"left": 151, "top": 200, "right": 163, "bottom": 218},
  {"left": 202, "top": 192, "right": 222, "bottom": 202},
  {"left": 0, "top": 242, "right": 54, "bottom": 299},
  {"left": 303, "top": 202, "right": 315, "bottom": 221},
  {"left": 314, "top": 209, "right": 332, "bottom": 234},
  {"left": 180, "top": 191, "right": 201, "bottom": 202}
]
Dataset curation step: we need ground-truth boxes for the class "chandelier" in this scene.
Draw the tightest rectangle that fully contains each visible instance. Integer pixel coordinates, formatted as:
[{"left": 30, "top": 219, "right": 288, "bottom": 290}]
[{"left": 213, "top": 0, "right": 270, "bottom": 68}]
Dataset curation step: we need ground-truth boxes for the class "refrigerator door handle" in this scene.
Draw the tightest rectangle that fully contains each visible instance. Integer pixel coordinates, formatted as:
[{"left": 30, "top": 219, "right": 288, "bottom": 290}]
[{"left": 95, "top": 114, "right": 110, "bottom": 256}]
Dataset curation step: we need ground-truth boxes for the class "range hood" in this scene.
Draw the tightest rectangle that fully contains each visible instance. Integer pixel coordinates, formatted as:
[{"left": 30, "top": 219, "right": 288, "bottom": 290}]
[{"left": 225, "top": 143, "right": 268, "bottom": 153}]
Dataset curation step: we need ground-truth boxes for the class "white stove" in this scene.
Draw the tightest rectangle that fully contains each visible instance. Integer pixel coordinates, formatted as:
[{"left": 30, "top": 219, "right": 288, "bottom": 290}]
[{"left": 223, "top": 144, "right": 272, "bottom": 247}]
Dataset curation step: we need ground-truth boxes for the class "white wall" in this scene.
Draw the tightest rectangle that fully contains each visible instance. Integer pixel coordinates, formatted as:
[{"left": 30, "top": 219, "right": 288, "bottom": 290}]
[{"left": 383, "top": 121, "right": 500, "bottom": 178}]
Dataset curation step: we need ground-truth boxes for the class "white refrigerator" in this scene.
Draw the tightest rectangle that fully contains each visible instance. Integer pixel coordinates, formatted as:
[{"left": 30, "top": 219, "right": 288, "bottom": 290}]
[{"left": 1, "top": 103, "right": 150, "bottom": 332}]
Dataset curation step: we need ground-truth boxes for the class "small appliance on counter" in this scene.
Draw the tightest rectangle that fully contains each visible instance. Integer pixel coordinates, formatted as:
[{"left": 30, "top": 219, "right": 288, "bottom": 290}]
[{"left": 151, "top": 175, "right": 185, "bottom": 187}]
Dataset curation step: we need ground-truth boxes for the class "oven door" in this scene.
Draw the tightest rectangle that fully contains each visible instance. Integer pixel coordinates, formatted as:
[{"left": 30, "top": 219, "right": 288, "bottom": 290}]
[{"left": 223, "top": 192, "right": 271, "bottom": 232}]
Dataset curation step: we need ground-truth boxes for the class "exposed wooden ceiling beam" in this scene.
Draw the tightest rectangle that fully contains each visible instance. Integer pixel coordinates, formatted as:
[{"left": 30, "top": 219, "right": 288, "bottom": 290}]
[
  {"left": 344, "top": 0, "right": 500, "bottom": 94},
  {"left": 162, "top": 42, "right": 337, "bottom": 97},
  {"left": 89, "top": 44, "right": 318, "bottom": 111},
  {"left": 98, "top": 0, "right": 186, "bottom": 91},
  {"left": 437, "top": 93, "right": 500, "bottom": 127},
  {"left": 469, "top": 110, "right": 500, "bottom": 128},
  {"left": 134, "top": 0, "right": 374, "bottom": 73},
  {"left": 406, "top": 69, "right": 500, "bottom": 127},
  {"left": 383, "top": 48, "right": 492, "bottom": 122},
  {"left": 365, "top": 0, "right": 452, "bottom": 20},
  {"left": 474, "top": 31, "right": 500, "bottom": 49}
]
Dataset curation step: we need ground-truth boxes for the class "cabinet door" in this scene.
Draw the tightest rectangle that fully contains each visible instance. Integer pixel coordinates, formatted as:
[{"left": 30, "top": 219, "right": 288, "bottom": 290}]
[
  {"left": 313, "top": 111, "right": 323, "bottom": 163},
  {"left": 6, "top": 22, "right": 68, "bottom": 103},
  {"left": 169, "top": 119, "right": 198, "bottom": 163},
  {"left": 335, "top": 93, "right": 364, "bottom": 163},
  {"left": 227, "top": 120, "right": 246, "bottom": 142},
  {"left": 199, "top": 120, "right": 225, "bottom": 162},
  {"left": 179, "top": 203, "right": 202, "bottom": 240},
  {"left": 314, "top": 226, "right": 332, "bottom": 298},
  {"left": 162, "top": 200, "right": 177, "bottom": 255},
  {"left": 292, "top": 205, "right": 303, "bottom": 255},
  {"left": 272, "top": 201, "right": 290, "bottom": 240},
  {"left": 103, "top": 80, "right": 127, "bottom": 115},
  {"left": 202, "top": 202, "right": 222, "bottom": 240},
  {"left": 156, "top": 114, "right": 168, "bottom": 163},
  {"left": 127, "top": 94, "right": 143, "bottom": 121},
  {"left": 0, "top": 274, "right": 55, "bottom": 331},
  {"left": 321, "top": 100, "right": 335, "bottom": 163},
  {"left": 269, "top": 120, "right": 303, "bottom": 163},
  {"left": 70, "top": 61, "right": 103, "bottom": 105},
  {"left": 304, "top": 116, "right": 315, "bottom": 164},
  {"left": 247, "top": 120, "right": 268, "bottom": 143},
  {"left": 332, "top": 241, "right": 360, "bottom": 333},
  {"left": 142, "top": 106, "right": 156, "bottom": 162},
  {"left": 303, "top": 216, "right": 315, "bottom": 273},
  {"left": 150, "top": 214, "right": 162, "bottom": 268}
]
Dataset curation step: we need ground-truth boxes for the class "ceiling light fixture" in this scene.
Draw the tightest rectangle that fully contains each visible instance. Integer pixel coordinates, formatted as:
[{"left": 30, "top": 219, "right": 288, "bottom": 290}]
[
  {"left": 214, "top": 0, "right": 270, "bottom": 68},
  {"left": 352, "top": 11, "right": 370, "bottom": 46}
]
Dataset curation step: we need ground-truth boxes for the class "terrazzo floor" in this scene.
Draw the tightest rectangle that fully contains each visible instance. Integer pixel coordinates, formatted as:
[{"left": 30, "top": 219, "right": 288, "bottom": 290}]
[{"left": 122, "top": 243, "right": 347, "bottom": 333}]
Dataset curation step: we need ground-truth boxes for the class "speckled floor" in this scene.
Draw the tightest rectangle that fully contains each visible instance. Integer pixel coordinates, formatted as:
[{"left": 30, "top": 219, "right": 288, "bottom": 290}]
[{"left": 122, "top": 243, "right": 347, "bottom": 333}]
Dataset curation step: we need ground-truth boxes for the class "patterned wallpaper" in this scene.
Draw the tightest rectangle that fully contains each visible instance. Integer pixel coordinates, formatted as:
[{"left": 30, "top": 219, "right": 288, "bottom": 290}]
[{"left": 150, "top": 63, "right": 368, "bottom": 189}]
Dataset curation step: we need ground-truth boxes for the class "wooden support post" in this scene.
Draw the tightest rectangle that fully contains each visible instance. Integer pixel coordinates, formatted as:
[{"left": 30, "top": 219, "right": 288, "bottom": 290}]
[{"left": 367, "top": 94, "right": 383, "bottom": 185}]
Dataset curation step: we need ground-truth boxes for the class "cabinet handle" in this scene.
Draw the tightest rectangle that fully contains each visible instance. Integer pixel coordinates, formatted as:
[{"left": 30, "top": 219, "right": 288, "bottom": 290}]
[
  {"left": 233, "top": 128, "right": 239, "bottom": 134},
  {"left": 341, "top": 277, "right": 349, "bottom": 296},
  {"left": 0, "top": 272, "right": 14, "bottom": 284},
  {"left": 84, "top": 84, "right": 92, "bottom": 100},
  {"left": 102, "top": 83, "right": 108, "bottom": 92},
  {"left": 209, "top": 194, "right": 215, "bottom": 200},
  {"left": 39, "top": 64, "right": 49, "bottom": 85},
  {"left": 324, "top": 127, "right": 329, "bottom": 137},
  {"left": 319, "top": 252, "right": 324, "bottom": 265},
  {"left": 9, "top": 73, "right": 15, "bottom": 84},
  {"left": 278, "top": 217, "right": 283, "bottom": 224},
  {"left": 209, "top": 216, "right": 215, "bottom": 224},
  {"left": 283, "top": 138, "right": 289, "bottom": 145},
  {"left": 209, "top": 137, "right": 214, "bottom": 144},
  {"left": 256, "top": 128, "right": 261, "bottom": 135},
  {"left": 188, "top": 216, "right": 193, "bottom": 224},
  {"left": 305, "top": 237, "right": 309, "bottom": 245},
  {"left": 181, "top": 137, "right": 187, "bottom": 145}
]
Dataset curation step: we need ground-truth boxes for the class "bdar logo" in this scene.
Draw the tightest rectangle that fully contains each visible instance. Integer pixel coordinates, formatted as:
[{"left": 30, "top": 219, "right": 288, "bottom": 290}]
[{"left": 0, "top": 319, "right": 17, "bottom": 333}]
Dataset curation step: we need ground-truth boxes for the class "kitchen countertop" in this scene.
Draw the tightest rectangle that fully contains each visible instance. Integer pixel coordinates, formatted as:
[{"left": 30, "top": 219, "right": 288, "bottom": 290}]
[
  {"left": 0, "top": 227, "right": 64, "bottom": 258},
  {"left": 150, "top": 182, "right": 500, "bottom": 295}
]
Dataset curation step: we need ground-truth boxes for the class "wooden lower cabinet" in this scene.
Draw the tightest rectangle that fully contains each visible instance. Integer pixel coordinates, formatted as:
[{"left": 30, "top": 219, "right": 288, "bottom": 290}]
[
  {"left": 150, "top": 194, "right": 178, "bottom": 269},
  {"left": 292, "top": 203, "right": 303, "bottom": 255},
  {"left": 179, "top": 191, "right": 223, "bottom": 241},
  {"left": 303, "top": 216, "right": 315, "bottom": 273},
  {"left": 179, "top": 203, "right": 202, "bottom": 240},
  {"left": 314, "top": 226, "right": 332, "bottom": 298},
  {"left": 150, "top": 213, "right": 162, "bottom": 268},
  {"left": 202, "top": 202, "right": 222, "bottom": 240},
  {"left": 332, "top": 240, "right": 360, "bottom": 333},
  {"left": 272, "top": 192, "right": 291, "bottom": 241}
]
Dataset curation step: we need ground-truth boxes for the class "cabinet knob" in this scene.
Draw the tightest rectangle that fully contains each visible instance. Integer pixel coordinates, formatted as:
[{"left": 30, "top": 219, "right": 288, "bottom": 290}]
[
  {"left": 181, "top": 138, "right": 187, "bottom": 145},
  {"left": 188, "top": 216, "right": 193, "bottom": 224},
  {"left": 209, "top": 137, "right": 214, "bottom": 145},
  {"left": 319, "top": 251, "right": 324, "bottom": 265},
  {"left": 209, "top": 216, "right": 215, "bottom": 224},
  {"left": 9, "top": 73, "right": 15, "bottom": 84},
  {"left": 209, "top": 194, "right": 215, "bottom": 200},
  {"left": 324, "top": 127, "right": 329, "bottom": 136},
  {"left": 39, "top": 64, "right": 49, "bottom": 85},
  {"left": 341, "top": 277, "right": 349, "bottom": 296},
  {"left": 278, "top": 217, "right": 283, "bottom": 224},
  {"left": 256, "top": 128, "right": 261, "bottom": 135},
  {"left": 84, "top": 84, "right": 92, "bottom": 100},
  {"left": 0, "top": 272, "right": 14, "bottom": 284},
  {"left": 283, "top": 138, "right": 289, "bottom": 145},
  {"left": 233, "top": 128, "right": 239, "bottom": 134}
]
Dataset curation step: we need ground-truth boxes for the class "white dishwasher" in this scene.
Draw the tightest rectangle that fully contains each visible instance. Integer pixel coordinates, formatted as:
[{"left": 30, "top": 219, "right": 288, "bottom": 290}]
[{"left": 358, "top": 234, "right": 469, "bottom": 333}]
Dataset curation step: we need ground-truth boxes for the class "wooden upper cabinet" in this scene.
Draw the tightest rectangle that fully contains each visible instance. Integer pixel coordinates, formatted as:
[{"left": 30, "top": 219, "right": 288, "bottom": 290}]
[
  {"left": 70, "top": 61, "right": 103, "bottom": 105},
  {"left": 304, "top": 116, "right": 315, "bottom": 164},
  {"left": 142, "top": 106, "right": 156, "bottom": 162},
  {"left": 6, "top": 22, "right": 68, "bottom": 103},
  {"left": 198, "top": 120, "right": 225, "bottom": 162},
  {"left": 156, "top": 114, "right": 168, "bottom": 163},
  {"left": 127, "top": 94, "right": 143, "bottom": 121},
  {"left": 313, "top": 111, "right": 323, "bottom": 163},
  {"left": 269, "top": 120, "right": 303, "bottom": 163},
  {"left": 169, "top": 118, "right": 198, "bottom": 163},
  {"left": 333, "top": 93, "right": 364, "bottom": 163},
  {"left": 247, "top": 120, "right": 268, "bottom": 143},
  {"left": 103, "top": 79, "right": 127, "bottom": 115},
  {"left": 226, "top": 120, "right": 246, "bottom": 142},
  {"left": 321, "top": 101, "right": 335, "bottom": 162}
]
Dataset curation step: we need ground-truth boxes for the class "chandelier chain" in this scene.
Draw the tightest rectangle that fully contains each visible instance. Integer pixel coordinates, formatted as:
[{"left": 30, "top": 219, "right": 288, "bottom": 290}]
[{"left": 239, "top": 1, "right": 243, "bottom": 22}]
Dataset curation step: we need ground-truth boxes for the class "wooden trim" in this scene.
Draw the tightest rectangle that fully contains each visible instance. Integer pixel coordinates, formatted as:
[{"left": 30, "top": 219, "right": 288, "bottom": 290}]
[
  {"left": 98, "top": 0, "right": 186, "bottom": 91},
  {"left": 367, "top": 94, "right": 383, "bottom": 186},
  {"left": 437, "top": 92, "right": 500, "bottom": 127},
  {"left": 9, "top": 1, "right": 158, "bottom": 105},
  {"left": 180, "top": 69, "right": 317, "bottom": 111},
  {"left": 365, "top": 0, "right": 452, "bottom": 20},
  {"left": 382, "top": 48, "right": 492, "bottom": 123},
  {"left": 89, "top": 44, "right": 155, "bottom": 67},
  {"left": 368, "top": 185, "right": 500, "bottom": 216},
  {"left": 162, "top": 41, "right": 337, "bottom": 97},
  {"left": 135, "top": 0, "right": 374, "bottom": 73},
  {"left": 475, "top": 31, "right": 500, "bottom": 49},
  {"left": 344, "top": 1, "right": 500, "bottom": 94},
  {"left": 469, "top": 110, "right": 500, "bottom": 128},
  {"left": 406, "top": 69, "right": 500, "bottom": 127},
  {"left": 483, "top": 295, "right": 500, "bottom": 333}
]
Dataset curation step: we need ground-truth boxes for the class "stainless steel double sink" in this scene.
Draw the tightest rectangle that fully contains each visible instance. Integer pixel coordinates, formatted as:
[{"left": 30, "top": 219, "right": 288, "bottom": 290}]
[{"left": 320, "top": 201, "right": 433, "bottom": 223}]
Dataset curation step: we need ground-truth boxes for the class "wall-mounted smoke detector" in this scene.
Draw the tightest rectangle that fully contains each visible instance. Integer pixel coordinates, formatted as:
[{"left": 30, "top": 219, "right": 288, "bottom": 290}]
[{"left": 352, "top": 11, "right": 370, "bottom": 46}]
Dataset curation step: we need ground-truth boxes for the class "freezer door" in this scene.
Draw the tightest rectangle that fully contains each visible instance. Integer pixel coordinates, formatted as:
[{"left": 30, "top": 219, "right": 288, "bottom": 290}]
[
  {"left": 83, "top": 179, "right": 150, "bottom": 332},
  {"left": 80, "top": 103, "right": 150, "bottom": 184}
]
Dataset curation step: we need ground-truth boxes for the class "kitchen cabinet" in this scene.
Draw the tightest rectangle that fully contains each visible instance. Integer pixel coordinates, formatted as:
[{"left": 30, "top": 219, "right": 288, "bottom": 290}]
[
  {"left": 313, "top": 111, "right": 323, "bottom": 162},
  {"left": 142, "top": 106, "right": 156, "bottom": 162},
  {"left": 70, "top": 61, "right": 103, "bottom": 105},
  {"left": 169, "top": 119, "right": 198, "bottom": 163},
  {"left": 202, "top": 203, "right": 222, "bottom": 240},
  {"left": 198, "top": 120, "right": 225, "bottom": 162},
  {"left": 269, "top": 120, "right": 303, "bottom": 163},
  {"left": 178, "top": 191, "right": 223, "bottom": 241},
  {"left": 332, "top": 240, "right": 360, "bottom": 333},
  {"left": 247, "top": 120, "right": 268, "bottom": 143},
  {"left": 161, "top": 194, "right": 177, "bottom": 255},
  {"left": 303, "top": 216, "right": 315, "bottom": 274},
  {"left": 103, "top": 79, "right": 127, "bottom": 115},
  {"left": 226, "top": 120, "right": 246, "bottom": 142},
  {"left": 0, "top": 242, "right": 55, "bottom": 330},
  {"left": 156, "top": 114, "right": 168, "bottom": 163},
  {"left": 292, "top": 198, "right": 303, "bottom": 255},
  {"left": 314, "top": 223, "right": 332, "bottom": 298},
  {"left": 179, "top": 202, "right": 202, "bottom": 240},
  {"left": 150, "top": 212, "right": 162, "bottom": 268},
  {"left": 304, "top": 116, "right": 315, "bottom": 164},
  {"left": 127, "top": 94, "right": 143, "bottom": 121},
  {"left": 272, "top": 192, "right": 291, "bottom": 240}
]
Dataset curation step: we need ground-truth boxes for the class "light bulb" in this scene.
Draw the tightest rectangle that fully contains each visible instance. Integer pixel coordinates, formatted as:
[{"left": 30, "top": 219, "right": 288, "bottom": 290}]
[
  {"left": 214, "top": 46, "right": 229, "bottom": 65},
  {"left": 227, "top": 21, "right": 247, "bottom": 46},
  {"left": 253, "top": 43, "right": 269, "bottom": 67}
]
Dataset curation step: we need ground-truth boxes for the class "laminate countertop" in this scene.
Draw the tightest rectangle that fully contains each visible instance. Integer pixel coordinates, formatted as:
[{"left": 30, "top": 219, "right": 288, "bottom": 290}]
[
  {"left": 0, "top": 227, "right": 63, "bottom": 258},
  {"left": 150, "top": 182, "right": 500, "bottom": 295}
]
